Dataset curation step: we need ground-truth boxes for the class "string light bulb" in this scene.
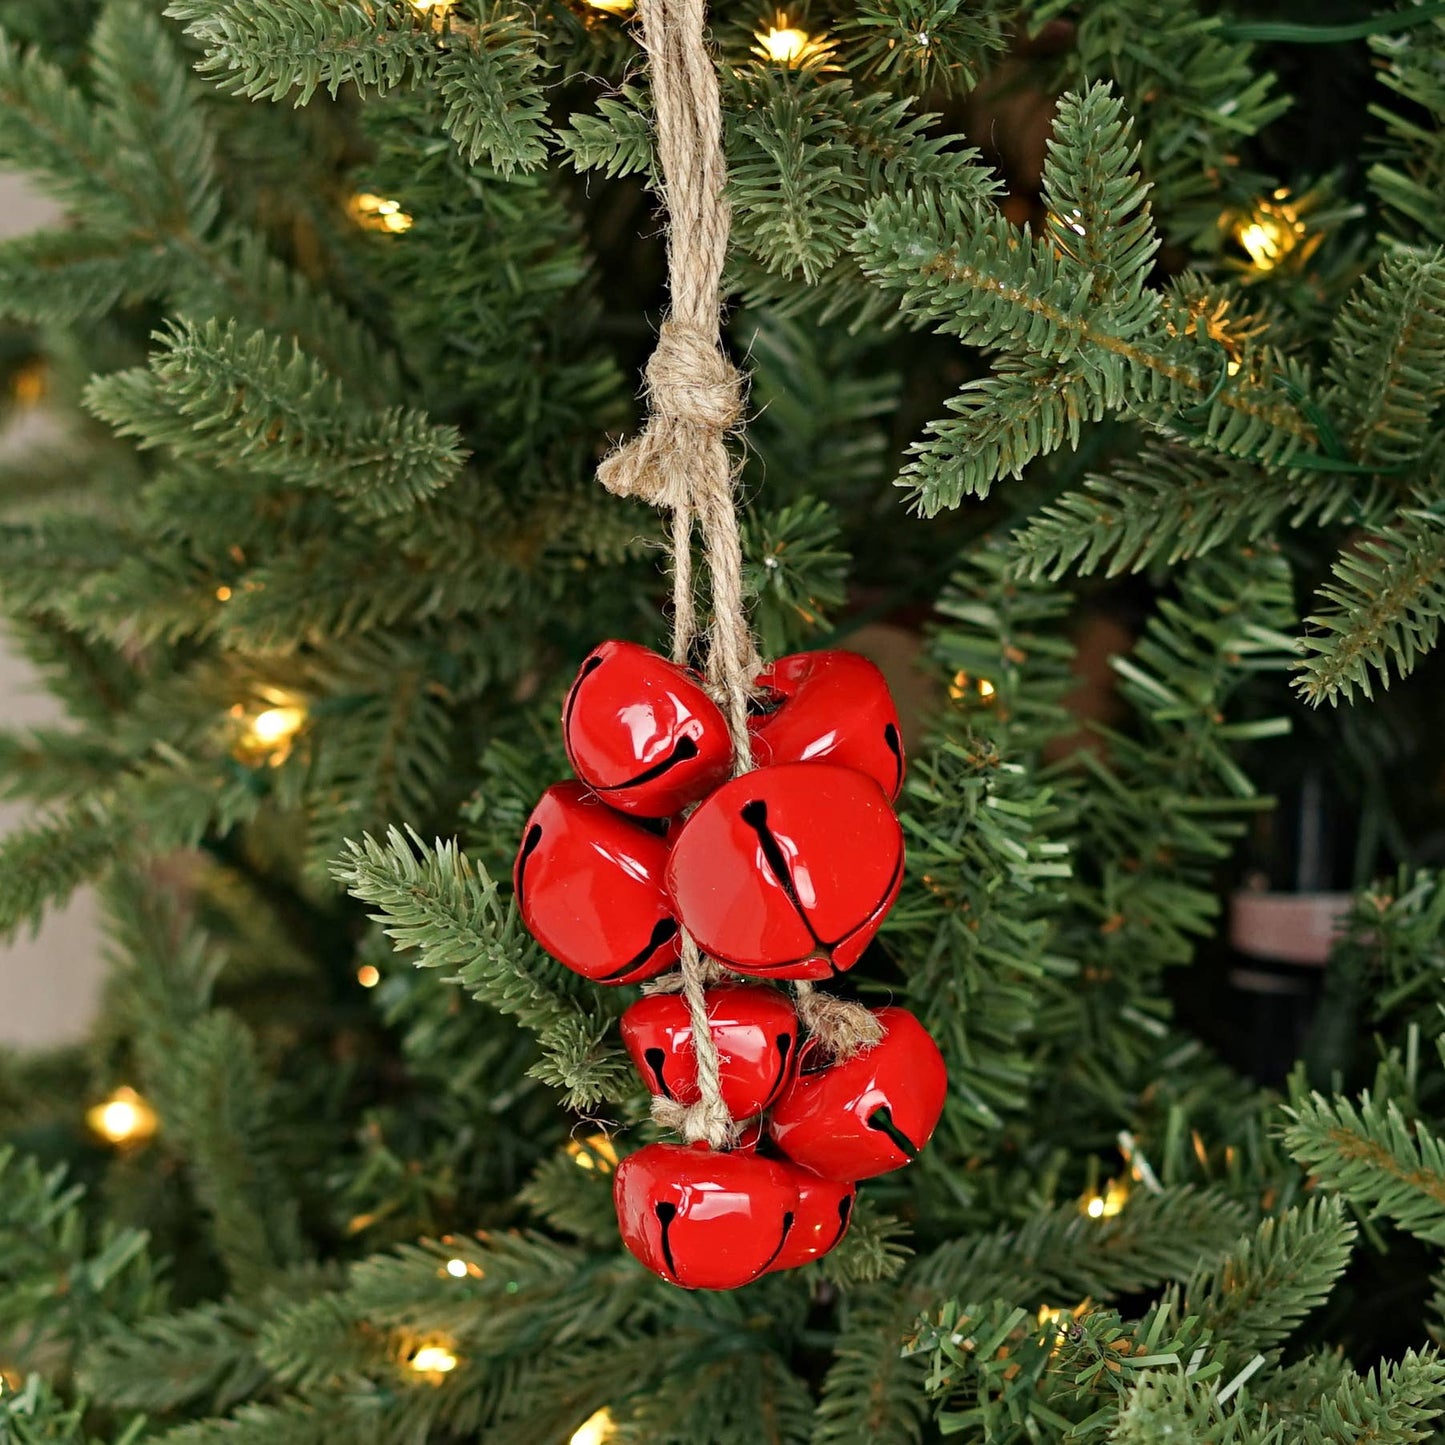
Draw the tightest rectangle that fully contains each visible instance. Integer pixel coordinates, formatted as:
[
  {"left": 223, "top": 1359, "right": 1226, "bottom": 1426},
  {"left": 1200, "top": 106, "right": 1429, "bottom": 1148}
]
[
  {"left": 10, "top": 360, "right": 46, "bottom": 407},
  {"left": 570, "top": 1407, "right": 617, "bottom": 1445},
  {"left": 566, "top": 1133, "right": 620, "bottom": 1174},
  {"left": 357, "top": 965, "right": 381, "bottom": 988},
  {"left": 1230, "top": 190, "right": 1313, "bottom": 274},
  {"left": 1167, "top": 293, "right": 1263, "bottom": 380},
  {"left": 231, "top": 693, "right": 308, "bottom": 767},
  {"left": 87, "top": 1086, "right": 159, "bottom": 1147},
  {"left": 348, "top": 192, "right": 414, "bottom": 235},
  {"left": 753, "top": 10, "right": 830, "bottom": 67},
  {"left": 408, "top": 1343, "right": 459, "bottom": 1378},
  {"left": 948, "top": 670, "right": 997, "bottom": 704},
  {"left": 584, "top": 0, "right": 633, "bottom": 11},
  {"left": 1080, "top": 1180, "right": 1128, "bottom": 1219}
]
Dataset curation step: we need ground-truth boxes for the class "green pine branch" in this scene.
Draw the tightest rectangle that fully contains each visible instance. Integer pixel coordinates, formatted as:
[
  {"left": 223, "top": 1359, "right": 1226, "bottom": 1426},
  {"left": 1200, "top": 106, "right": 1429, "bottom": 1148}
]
[
  {"left": 332, "top": 828, "right": 632, "bottom": 1109},
  {"left": 0, "top": 1146, "right": 163, "bottom": 1359},
  {"left": 1368, "top": 17, "right": 1445, "bottom": 244},
  {"left": 1013, "top": 443, "right": 1357, "bottom": 581},
  {"left": 0, "top": 1377, "right": 145, "bottom": 1445},
  {"left": 1026, "top": 0, "right": 1287, "bottom": 243},
  {"left": 1284, "top": 1089, "right": 1445, "bottom": 1247},
  {"left": 79, "top": 1295, "right": 272, "bottom": 1414},
  {"left": 164, "top": 1011, "right": 307, "bottom": 1290},
  {"left": 1295, "top": 501, "right": 1445, "bottom": 705},
  {"left": 1041, "top": 85, "right": 1159, "bottom": 306},
  {"left": 855, "top": 85, "right": 1316, "bottom": 514},
  {"left": 555, "top": 86, "right": 653, "bottom": 180},
  {"left": 0, "top": 228, "right": 175, "bottom": 324},
  {"left": 844, "top": 1, "right": 1010, "bottom": 97},
  {"left": 165, "top": 0, "right": 435, "bottom": 106},
  {"left": 85, "top": 318, "right": 467, "bottom": 520},
  {"left": 1323, "top": 249, "right": 1445, "bottom": 468},
  {"left": 1186, "top": 1197, "right": 1357, "bottom": 1357},
  {"left": 436, "top": 5, "right": 550, "bottom": 174}
]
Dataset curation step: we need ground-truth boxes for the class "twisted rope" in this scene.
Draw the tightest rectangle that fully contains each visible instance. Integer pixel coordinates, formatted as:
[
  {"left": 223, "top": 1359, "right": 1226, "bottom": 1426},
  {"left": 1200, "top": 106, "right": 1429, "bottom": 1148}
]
[
  {"left": 603, "top": 1, "right": 876, "bottom": 1146},
  {"left": 598, "top": 0, "right": 750, "bottom": 1148}
]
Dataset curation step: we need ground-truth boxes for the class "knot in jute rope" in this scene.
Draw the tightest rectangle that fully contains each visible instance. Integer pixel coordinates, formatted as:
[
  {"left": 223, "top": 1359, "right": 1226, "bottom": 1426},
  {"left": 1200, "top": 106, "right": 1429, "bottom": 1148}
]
[
  {"left": 793, "top": 981, "right": 885, "bottom": 1061},
  {"left": 602, "top": 0, "right": 873, "bottom": 1149},
  {"left": 597, "top": 321, "right": 743, "bottom": 512}
]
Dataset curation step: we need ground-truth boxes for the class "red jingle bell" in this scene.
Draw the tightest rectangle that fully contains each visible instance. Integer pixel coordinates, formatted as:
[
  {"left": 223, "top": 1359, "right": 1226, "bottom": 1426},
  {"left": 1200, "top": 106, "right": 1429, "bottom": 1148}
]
[
  {"left": 767, "top": 1167, "right": 856, "bottom": 1272},
  {"left": 563, "top": 640, "right": 733, "bottom": 818},
  {"left": 665, "top": 762, "right": 904, "bottom": 979},
  {"left": 749, "top": 650, "right": 906, "bottom": 801},
  {"left": 768, "top": 1007, "right": 946, "bottom": 1180},
  {"left": 515, "top": 782, "right": 679, "bottom": 985},
  {"left": 620, "top": 984, "right": 798, "bottom": 1121},
  {"left": 614, "top": 1142, "right": 799, "bottom": 1290}
]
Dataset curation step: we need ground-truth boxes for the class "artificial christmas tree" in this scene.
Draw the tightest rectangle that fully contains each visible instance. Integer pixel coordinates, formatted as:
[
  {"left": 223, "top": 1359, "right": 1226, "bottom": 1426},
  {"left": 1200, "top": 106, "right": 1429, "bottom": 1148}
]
[{"left": 0, "top": 0, "right": 1444, "bottom": 1440}]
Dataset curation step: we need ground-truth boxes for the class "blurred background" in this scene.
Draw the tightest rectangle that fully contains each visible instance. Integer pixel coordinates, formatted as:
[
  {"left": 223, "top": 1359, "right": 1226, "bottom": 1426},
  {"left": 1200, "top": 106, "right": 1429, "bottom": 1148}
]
[{"left": 0, "top": 170, "right": 102, "bottom": 1047}]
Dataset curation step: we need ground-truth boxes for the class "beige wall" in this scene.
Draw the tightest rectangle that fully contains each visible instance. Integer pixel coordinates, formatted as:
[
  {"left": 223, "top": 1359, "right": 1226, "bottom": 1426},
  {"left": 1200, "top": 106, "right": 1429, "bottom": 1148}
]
[{"left": 0, "top": 173, "right": 104, "bottom": 1047}]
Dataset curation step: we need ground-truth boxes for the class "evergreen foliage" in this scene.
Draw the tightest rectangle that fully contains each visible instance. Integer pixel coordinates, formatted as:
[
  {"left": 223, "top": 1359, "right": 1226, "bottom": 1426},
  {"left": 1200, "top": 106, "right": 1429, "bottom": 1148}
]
[{"left": 0, "top": 0, "right": 1444, "bottom": 1441}]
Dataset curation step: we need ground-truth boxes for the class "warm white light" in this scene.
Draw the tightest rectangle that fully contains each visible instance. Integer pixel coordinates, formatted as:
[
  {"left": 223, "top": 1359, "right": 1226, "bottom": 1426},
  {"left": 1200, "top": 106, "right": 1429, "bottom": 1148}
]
[
  {"left": 566, "top": 1134, "right": 619, "bottom": 1173},
  {"left": 87, "top": 1087, "right": 158, "bottom": 1146},
  {"left": 349, "top": 193, "right": 414, "bottom": 235},
  {"left": 948, "top": 670, "right": 998, "bottom": 704},
  {"left": 585, "top": 0, "right": 634, "bottom": 11},
  {"left": 410, "top": 1344, "right": 459, "bottom": 1375},
  {"left": 446, "top": 1258, "right": 468, "bottom": 1278},
  {"left": 764, "top": 25, "right": 808, "bottom": 61},
  {"left": 11, "top": 361, "right": 45, "bottom": 407},
  {"left": 1081, "top": 1181, "right": 1127, "bottom": 1219},
  {"left": 250, "top": 706, "right": 306, "bottom": 746},
  {"left": 570, "top": 1407, "right": 617, "bottom": 1445},
  {"left": 753, "top": 10, "right": 828, "bottom": 66},
  {"left": 1231, "top": 194, "right": 1306, "bottom": 273},
  {"left": 357, "top": 965, "right": 381, "bottom": 989}
]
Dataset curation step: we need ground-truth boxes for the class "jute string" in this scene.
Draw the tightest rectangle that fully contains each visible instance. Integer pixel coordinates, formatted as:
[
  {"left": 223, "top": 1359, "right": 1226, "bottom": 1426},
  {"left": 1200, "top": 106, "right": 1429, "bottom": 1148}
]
[{"left": 600, "top": 0, "right": 875, "bottom": 1147}]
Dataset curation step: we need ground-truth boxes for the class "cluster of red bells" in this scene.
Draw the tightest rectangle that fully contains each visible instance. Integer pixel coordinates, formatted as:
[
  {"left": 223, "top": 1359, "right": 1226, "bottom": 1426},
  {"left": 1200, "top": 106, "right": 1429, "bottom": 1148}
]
[{"left": 515, "top": 640, "right": 947, "bottom": 1289}]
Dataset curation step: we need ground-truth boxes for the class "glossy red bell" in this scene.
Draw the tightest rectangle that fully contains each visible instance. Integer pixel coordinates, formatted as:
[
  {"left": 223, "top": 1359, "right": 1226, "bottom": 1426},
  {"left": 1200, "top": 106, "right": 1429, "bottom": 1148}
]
[
  {"left": 620, "top": 985, "right": 798, "bottom": 1121},
  {"left": 515, "top": 783, "right": 679, "bottom": 985},
  {"left": 767, "top": 1167, "right": 856, "bottom": 1272},
  {"left": 563, "top": 640, "right": 733, "bottom": 818},
  {"left": 749, "top": 650, "right": 906, "bottom": 801},
  {"left": 665, "top": 762, "right": 904, "bottom": 979},
  {"left": 768, "top": 1007, "right": 946, "bottom": 1180},
  {"left": 614, "top": 1142, "right": 799, "bottom": 1289}
]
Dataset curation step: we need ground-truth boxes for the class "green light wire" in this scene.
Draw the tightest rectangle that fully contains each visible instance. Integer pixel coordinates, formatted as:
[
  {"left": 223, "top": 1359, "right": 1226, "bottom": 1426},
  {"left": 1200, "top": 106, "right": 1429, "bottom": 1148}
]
[{"left": 1224, "top": 2, "right": 1445, "bottom": 44}]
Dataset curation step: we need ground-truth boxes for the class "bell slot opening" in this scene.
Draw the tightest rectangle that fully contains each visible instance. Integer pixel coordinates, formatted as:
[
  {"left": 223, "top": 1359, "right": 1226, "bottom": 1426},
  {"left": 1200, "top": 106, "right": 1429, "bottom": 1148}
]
[
  {"left": 563, "top": 653, "right": 605, "bottom": 734},
  {"left": 883, "top": 722, "right": 904, "bottom": 794},
  {"left": 595, "top": 918, "right": 680, "bottom": 983},
  {"left": 655, "top": 1201, "right": 680, "bottom": 1280},
  {"left": 866, "top": 1104, "right": 920, "bottom": 1160},
  {"left": 643, "top": 1046, "right": 672, "bottom": 1098},
  {"left": 626, "top": 916, "right": 680, "bottom": 971},
  {"left": 760, "top": 1210, "right": 796, "bottom": 1273},
  {"left": 831, "top": 1193, "right": 854, "bottom": 1250},
  {"left": 739, "top": 800, "right": 822, "bottom": 944},
  {"left": 604, "top": 734, "right": 700, "bottom": 792},
  {"left": 765, "top": 1032, "right": 794, "bottom": 1105},
  {"left": 515, "top": 824, "right": 544, "bottom": 903}
]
